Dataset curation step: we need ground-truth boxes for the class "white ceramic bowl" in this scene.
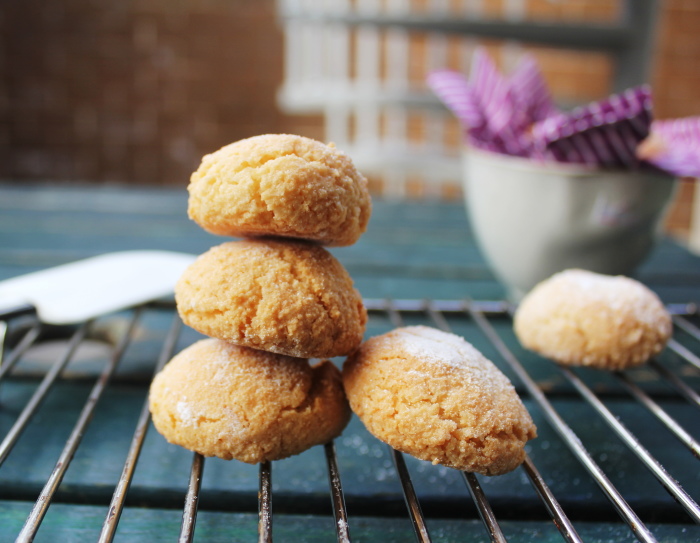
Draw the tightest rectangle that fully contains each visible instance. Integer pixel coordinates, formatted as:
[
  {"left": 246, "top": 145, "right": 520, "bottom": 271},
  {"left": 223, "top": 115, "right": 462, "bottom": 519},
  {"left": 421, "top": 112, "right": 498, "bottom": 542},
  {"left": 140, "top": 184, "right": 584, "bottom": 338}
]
[{"left": 463, "top": 148, "right": 677, "bottom": 301}]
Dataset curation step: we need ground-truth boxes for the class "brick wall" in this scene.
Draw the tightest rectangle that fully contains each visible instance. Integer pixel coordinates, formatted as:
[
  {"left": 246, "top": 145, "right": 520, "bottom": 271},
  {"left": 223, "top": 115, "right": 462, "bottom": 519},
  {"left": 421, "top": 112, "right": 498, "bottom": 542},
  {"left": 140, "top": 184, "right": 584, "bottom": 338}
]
[{"left": 0, "top": 0, "right": 319, "bottom": 186}]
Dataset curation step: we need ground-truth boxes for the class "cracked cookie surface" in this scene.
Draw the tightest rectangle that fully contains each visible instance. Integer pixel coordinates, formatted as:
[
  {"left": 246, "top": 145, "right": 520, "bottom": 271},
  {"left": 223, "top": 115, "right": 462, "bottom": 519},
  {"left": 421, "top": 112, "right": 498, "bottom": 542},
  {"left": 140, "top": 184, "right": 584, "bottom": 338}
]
[
  {"left": 514, "top": 269, "right": 672, "bottom": 370},
  {"left": 342, "top": 326, "right": 537, "bottom": 476},
  {"left": 149, "top": 338, "right": 351, "bottom": 462},
  {"left": 175, "top": 239, "right": 367, "bottom": 358},
  {"left": 187, "top": 133, "right": 372, "bottom": 247}
]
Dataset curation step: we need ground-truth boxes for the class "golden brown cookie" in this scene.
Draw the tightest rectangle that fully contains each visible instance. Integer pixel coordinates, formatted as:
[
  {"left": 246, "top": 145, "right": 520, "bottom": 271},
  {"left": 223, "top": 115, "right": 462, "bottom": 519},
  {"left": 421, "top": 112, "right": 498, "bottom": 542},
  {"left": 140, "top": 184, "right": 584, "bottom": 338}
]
[
  {"left": 187, "top": 134, "right": 372, "bottom": 246},
  {"left": 149, "top": 338, "right": 351, "bottom": 463},
  {"left": 342, "top": 326, "right": 537, "bottom": 476},
  {"left": 513, "top": 269, "right": 672, "bottom": 370},
  {"left": 175, "top": 239, "right": 367, "bottom": 358}
]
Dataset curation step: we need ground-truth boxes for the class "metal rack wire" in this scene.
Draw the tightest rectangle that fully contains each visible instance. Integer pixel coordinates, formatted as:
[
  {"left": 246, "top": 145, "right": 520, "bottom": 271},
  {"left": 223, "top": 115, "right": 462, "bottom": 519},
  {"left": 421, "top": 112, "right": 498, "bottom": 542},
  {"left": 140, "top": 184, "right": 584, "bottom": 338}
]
[{"left": 0, "top": 298, "right": 699, "bottom": 542}]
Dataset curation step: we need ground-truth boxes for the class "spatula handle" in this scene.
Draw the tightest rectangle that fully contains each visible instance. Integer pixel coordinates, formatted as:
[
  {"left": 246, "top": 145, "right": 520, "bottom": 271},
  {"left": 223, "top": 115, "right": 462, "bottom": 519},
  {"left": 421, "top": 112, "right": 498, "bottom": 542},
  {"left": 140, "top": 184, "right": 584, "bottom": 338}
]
[
  {"left": 0, "top": 303, "right": 36, "bottom": 365},
  {"left": 0, "top": 303, "right": 37, "bottom": 322}
]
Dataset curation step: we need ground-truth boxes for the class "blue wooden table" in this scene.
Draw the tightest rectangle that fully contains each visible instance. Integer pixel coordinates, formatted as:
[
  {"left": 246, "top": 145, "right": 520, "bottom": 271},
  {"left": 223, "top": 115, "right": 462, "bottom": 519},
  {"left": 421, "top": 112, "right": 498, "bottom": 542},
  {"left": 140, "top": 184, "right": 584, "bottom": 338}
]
[{"left": 0, "top": 183, "right": 699, "bottom": 542}]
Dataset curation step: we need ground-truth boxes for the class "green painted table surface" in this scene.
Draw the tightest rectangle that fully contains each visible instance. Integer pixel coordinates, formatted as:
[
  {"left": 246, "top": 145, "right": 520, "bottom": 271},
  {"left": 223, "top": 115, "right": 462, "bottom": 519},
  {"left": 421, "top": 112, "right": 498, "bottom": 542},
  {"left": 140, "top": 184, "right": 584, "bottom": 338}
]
[{"left": 0, "top": 183, "right": 699, "bottom": 542}]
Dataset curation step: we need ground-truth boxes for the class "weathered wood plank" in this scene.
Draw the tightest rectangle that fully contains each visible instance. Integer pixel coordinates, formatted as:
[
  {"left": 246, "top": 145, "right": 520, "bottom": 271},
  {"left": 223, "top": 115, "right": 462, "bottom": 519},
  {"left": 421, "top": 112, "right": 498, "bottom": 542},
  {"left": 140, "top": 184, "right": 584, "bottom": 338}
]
[
  {"left": 1, "top": 500, "right": 699, "bottom": 543},
  {"left": 1, "top": 184, "right": 699, "bottom": 540}
]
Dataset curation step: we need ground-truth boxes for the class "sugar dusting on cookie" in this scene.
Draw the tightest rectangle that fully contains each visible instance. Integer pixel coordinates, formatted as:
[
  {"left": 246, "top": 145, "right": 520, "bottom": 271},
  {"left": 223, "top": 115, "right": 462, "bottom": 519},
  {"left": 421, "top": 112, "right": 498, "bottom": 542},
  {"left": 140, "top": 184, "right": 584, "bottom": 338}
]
[
  {"left": 398, "top": 326, "right": 479, "bottom": 368},
  {"left": 176, "top": 399, "right": 247, "bottom": 442},
  {"left": 395, "top": 326, "right": 503, "bottom": 373},
  {"left": 176, "top": 400, "right": 196, "bottom": 426},
  {"left": 377, "top": 326, "right": 513, "bottom": 398},
  {"left": 220, "top": 407, "right": 245, "bottom": 439},
  {"left": 553, "top": 269, "right": 669, "bottom": 332}
]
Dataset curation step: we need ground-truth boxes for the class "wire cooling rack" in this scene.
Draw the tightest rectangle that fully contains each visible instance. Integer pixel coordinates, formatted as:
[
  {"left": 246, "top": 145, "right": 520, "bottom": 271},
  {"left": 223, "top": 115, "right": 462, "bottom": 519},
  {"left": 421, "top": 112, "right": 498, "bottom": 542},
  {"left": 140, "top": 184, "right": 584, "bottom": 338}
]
[{"left": 0, "top": 298, "right": 699, "bottom": 542}]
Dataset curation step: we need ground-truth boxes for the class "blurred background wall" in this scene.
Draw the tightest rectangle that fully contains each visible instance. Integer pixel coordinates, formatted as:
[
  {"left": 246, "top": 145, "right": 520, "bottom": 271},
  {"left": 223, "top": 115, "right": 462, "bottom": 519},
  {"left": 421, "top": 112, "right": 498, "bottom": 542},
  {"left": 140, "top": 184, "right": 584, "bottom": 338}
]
[
  {"left": 0, "top": 1, "right": 318, "bottom": 187},
  {"left": 0, "top": 0, "right": 698, "bottom": 242}
]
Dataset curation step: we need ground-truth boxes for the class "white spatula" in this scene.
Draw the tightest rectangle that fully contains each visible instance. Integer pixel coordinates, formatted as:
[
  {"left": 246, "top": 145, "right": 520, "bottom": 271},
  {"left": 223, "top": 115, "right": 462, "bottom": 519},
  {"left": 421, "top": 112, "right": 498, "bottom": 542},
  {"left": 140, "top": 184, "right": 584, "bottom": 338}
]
[{"left": 0, "top": 250, "right": 196, "bottom": 324}]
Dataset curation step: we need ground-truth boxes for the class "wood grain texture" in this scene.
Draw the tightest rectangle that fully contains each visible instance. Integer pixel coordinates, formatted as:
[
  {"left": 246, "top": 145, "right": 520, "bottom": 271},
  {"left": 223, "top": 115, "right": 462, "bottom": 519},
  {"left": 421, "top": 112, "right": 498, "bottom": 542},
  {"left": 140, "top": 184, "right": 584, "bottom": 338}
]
[{"left": 0, "top": 184, "right": 699, "bottom": 541}]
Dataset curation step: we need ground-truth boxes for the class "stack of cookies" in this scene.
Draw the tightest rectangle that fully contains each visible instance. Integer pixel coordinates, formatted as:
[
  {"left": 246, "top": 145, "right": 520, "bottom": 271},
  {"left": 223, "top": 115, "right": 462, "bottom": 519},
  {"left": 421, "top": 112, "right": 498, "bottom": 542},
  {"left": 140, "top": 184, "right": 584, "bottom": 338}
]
[
  {"left": 149, "top": 133, "right": 537, "bottom": 477},
  {"left": 149, "top": 134, "right": 372, "bottom": 464}
]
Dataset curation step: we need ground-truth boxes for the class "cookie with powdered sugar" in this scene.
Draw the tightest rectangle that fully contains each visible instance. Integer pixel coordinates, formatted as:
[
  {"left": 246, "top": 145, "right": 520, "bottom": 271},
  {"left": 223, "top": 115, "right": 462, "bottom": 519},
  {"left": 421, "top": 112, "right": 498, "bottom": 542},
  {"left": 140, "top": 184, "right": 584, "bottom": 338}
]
[
  {"left": 342, "top": 326, "right": 537, "bottom": 476},
  {"left": 187, "top": 134, "right": 372, "bottom": 247},
  {"left": 514, "top": 269, "right": 672, "bottom": 370},
  {"left": 149, "top": 338, "right": 351, "bottom": 463},
  {"left": 175, "top": 239, "right": 366, "bottom": 359}
]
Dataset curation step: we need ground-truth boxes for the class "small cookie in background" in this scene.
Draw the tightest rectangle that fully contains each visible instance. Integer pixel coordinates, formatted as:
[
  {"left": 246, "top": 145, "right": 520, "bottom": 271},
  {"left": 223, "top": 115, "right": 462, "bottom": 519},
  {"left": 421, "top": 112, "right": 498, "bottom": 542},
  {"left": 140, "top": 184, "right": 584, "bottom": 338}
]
[
  {"left": 149, "top": 338, "right": 351, "bottom": 463},
  {"left": 188, "top": 133, "right": 372, "bottom": 247},
  {"left": 342, "top": 326, "right": 537, "bottom": 476},
  {"left": 175, "top": 239, "right": 367, "bottom": 359},
  {"left": 513, "top": 268, "right": 672, "bottom": 370}
]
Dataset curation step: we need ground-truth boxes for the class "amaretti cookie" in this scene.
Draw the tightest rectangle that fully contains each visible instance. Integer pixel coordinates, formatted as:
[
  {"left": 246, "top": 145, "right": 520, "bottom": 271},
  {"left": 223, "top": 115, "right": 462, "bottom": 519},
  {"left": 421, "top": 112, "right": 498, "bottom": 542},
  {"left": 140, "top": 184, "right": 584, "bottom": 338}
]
[
  {"left": 514, "top": 269, "right": 672, "bottom": 370},
  {"left": 187, "top": 134, "right": 372, "bottom": 247},
  {"left": 342, "top": 326, "right": 537, "bottom": 476},
  {"left": 149, "top": 338, "right": 351, "bottom": 463},
  {"left": 175, "top": 239, "right": 367, "bottom": 358}
]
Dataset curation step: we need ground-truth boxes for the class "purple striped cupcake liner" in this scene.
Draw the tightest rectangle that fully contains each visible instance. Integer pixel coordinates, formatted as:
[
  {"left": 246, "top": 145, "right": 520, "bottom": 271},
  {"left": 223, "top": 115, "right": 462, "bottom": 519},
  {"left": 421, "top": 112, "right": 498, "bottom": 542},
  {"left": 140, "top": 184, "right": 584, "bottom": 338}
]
[
  {"left": 531, "top": 85, "right": 652, "bottom": 167},
  {"left": 428, "top": 48, "right": 699, "bottom": 177},
  {"left": 426, "top": 70, "right": 486, "bottom": 134},
  {"left": 638, "top": 117, "right": 700, "bottom": 177},
  {"left": 508, "top": 53, "right": 558, "bottom": 126}
]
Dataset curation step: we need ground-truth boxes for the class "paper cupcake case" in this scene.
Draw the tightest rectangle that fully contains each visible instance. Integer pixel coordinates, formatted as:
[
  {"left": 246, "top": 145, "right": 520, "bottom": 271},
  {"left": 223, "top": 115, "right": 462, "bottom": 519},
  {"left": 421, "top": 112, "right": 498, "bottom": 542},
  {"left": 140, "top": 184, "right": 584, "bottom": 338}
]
[{"left": 428, "top": 48, "right": 700, "bottom": 178}]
